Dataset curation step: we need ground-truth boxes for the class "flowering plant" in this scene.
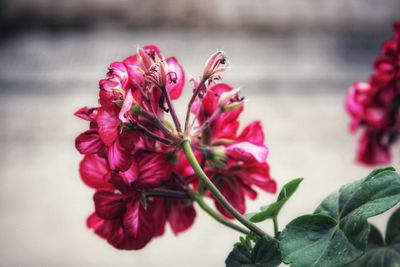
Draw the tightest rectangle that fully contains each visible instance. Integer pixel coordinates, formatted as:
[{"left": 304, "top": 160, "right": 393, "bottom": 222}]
[{"left": 76, "top": 43, "right": 400, "bottom": 266}]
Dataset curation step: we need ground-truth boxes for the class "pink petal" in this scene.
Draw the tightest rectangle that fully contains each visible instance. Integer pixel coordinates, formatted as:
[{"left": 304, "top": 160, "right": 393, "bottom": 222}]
[
  {"left": 226, "top": 141, "right": 268, "bottom": 163},
  {"left": 118, "top": 89, "right": 134, "bottom": 123},
  {"left": 75, "top": 130, "right": 104, "bottom": 154},
  {"left": 74, "top": 106, "right": 98, "bottom": 121},
  {"left": 79, "top": 154, "right": 111, "bottom": 190},
  {"left": 108, "top": 139, "right": 132, "bottom": 171},
  {"left": 93, "top": 191, "right": 126, "bottom": 220},
  {"left": 97, "top": 109, "right": 120, "bottom": 146},
  {"left": 120, "top": 159, "right": 139, "bottom": 184},
  {"left": 108, "top": 62, "right": 129, "bottom": 88},
  {"left": 235, "top": 163, "right": 277, "bottom": 193},
  {"left": 166, "top": 57, "right": 185, "bottom": 100}
]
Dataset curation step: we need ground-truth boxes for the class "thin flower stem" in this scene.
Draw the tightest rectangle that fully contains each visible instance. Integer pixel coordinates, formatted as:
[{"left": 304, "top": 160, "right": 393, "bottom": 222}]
[
  {"left": 181, "top": 139, "right": 271, "bottom": 238},
  {"left": 131, "top": 123, "right": 174, "bottom": 145},
  {"left": 184, "top": 78, "right": 206, "bottom": 134},
  {"left": 161, "top": 86, "right": 182, "bottom": 134},
  {"left": 145, "top": 188, "right": 189, "bottom": 199},
  {"left": 134, "top": 106, "right": 178, "bottom": 141},
  {"left": 195, "top": 108, "right": 222, "bottom": 133},
  {"left": 273, "top": 217, "right": 279, "bottom": 238},
  {"left": 186, "top": 188, "right": 250, "bottom": 235}
]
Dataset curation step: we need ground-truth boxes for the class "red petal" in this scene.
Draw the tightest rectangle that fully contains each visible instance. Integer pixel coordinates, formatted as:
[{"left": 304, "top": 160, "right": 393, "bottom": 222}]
[
  {"left": 97, "top": 109, "right": 120, "bottom": 146},
  {"left": 87, "top": 213, "right": 116, "bottom": 239},
  {"left": 239, "top": 121, "right": 264, "bottom": 145},
  {"left": 75, "top": 130, "right": 104, "bottom": 154},
  {"left": 79, "top": 154, "right": 111, "bottom": 190},
  {"left": 214, "top": 178, "right": 245, "bottom": 219},
  {"left": 123, "top": 201, "right": 154, "bottom": 241},
  {"left": 134, "top": 152, "right": 172, "bottom": 189},
  {"left": 149, "top": 199, "right": 167, "bottom": 237},
  {"left": 357, "top": 130, "right": 391, "bottom": 165},
  {"left": 168, "top": 199, "right": 196, "bottom": 235},
  {"left": 93, "top": 191, "right": 126, "bottom": 220}
]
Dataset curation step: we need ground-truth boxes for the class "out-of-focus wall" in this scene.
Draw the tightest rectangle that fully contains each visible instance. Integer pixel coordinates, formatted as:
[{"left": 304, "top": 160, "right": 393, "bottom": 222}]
[{"left": 1, "top": 0, "right": 399, "bottom": 32}]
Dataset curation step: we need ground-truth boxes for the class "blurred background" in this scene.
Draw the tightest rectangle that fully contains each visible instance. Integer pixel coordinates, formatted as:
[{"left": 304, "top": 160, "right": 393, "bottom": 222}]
[{"left": 0, "top": 1, "right": 399, "bottom": 266}]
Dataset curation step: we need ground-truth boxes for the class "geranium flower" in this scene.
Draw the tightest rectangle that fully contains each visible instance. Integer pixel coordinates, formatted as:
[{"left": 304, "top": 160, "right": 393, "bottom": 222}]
[
  {"left": 346, "top": 22, "right": 400, "bottom": 165},
  {"left": 75, "top": 45, "right": 276, "bottom": 250}
]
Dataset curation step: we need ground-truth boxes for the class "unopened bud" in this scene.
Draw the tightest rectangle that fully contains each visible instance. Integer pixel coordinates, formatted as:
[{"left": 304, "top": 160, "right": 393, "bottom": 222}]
[
  {"left": 209, "top": 148, "right": 227, "bottom": 169},
  {"left": 130, "top": 104, "right": 142, "bottom": 115},
  {"left": 218, "top": 88, "right": 244, "bottom": 112},
  {"left": 203, "top": 51, "right": 228, "bottom": 79}
]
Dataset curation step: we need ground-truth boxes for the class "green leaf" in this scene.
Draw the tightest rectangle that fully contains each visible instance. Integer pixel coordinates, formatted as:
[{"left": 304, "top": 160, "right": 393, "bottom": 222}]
[
  {"left": 386, "top": 206, "right": 400, "bottom": 244},
  {"left": 280, "top": 168, "right": 400, "bottom": 267},
  {"left": 347, "top": 207, "right": 400, "bottom": 267},
  {"left": 225, "top": 237, "right": 281, "bottom": 267},
  {"left": 249, "top": 178, "right": 303, "bottom": 223}
]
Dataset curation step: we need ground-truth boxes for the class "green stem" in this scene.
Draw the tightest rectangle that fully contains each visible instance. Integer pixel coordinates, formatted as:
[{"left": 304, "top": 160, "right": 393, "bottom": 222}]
[
  {"left": 187, "top": 188, "right": 249, "bottom": 235},
  {"left": 181, "top": 139, "right": 270, "bottom": 238},
  {"left": 273, "top": 217, "right": 279, "bottom": 238}
]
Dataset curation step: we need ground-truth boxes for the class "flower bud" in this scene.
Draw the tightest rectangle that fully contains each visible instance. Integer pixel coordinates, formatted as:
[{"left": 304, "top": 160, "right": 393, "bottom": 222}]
[
  {"left": 217, "top": 88, "right": 244, "bottom": 112},
  {"left": 208, "top": 148, "right": 227, "bottom": 169},
  {"left": 203, "top": 51, "right": 228, "bottom": 79}
]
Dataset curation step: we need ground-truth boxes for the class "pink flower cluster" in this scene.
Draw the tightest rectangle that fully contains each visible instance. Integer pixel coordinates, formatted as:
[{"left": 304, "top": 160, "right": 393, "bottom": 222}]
[
  {"left": 346, "top": 23, "right": 400, "bottom": 165},
  {"left": 75, "top": 45, "right": 276, "bottom": 250}
]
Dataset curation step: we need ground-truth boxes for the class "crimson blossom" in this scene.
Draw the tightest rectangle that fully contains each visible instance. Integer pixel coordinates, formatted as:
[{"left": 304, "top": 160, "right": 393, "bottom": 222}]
[
  {"left": 75, "top": 45, "right": 276, "bottom": 250},
  {"left": 346, "top": 23, "right": 400, "bottom": 166}
]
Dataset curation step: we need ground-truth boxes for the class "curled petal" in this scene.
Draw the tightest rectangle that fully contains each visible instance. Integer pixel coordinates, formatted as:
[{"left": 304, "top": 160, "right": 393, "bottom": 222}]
[
  {"left": 120, "top": 159, "right": 139, "bottom": 185},
  {"left": 93, "top": 191, "right": 126, "bottom": 220},
  {"left": 79, "top": 154, "right": 111, "bottom": 190},
  {"left": 226, "top": 141, "right": 268, "bottom": 163},
  {"left": 108, "top": 62, "right": 129, "bottom": 88},
  {"left": 118, "top": 89, "right": 134, "bottom": 123},
  {"left": 74, "top": 106, "right": 98, "bottom": 121}
]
